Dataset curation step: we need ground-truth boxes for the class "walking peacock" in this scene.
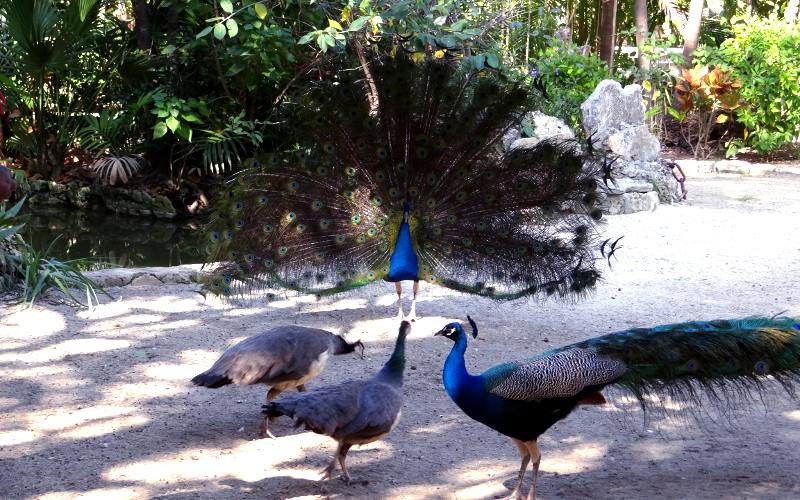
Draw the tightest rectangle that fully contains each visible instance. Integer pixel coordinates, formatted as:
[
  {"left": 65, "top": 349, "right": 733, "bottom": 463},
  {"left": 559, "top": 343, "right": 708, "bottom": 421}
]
[
  {"left": 435, "top": 315, "right": 800, "bottom": 499},
  {"left": 202, "top": 48, "right": 606, "bottom": 319}
]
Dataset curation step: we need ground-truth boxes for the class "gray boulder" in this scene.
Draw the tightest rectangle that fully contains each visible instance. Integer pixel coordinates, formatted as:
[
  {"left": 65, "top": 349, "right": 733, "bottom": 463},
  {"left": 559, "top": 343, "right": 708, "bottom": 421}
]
[
  {"left": 581, "top": 80, "right": 648, "bottom": 147},
  {"left": 607, "top": 125, "right": 661, "bottom": 162},
  {"left": 509, "top": 112, "right": 577, "bottom": 150}
]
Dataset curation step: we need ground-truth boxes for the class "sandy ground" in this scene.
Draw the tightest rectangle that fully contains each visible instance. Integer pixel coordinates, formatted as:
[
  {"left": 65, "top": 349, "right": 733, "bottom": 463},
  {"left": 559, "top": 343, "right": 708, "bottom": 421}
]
[{"left": 2, "top": 172, "right": 800, "bottom": 500}]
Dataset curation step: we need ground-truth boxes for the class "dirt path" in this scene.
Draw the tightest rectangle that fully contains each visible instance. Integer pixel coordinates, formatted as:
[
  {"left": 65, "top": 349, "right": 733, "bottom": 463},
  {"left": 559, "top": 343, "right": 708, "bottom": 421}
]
[{"left": 2, "top": 172, "right": 800, "bottom": 500}]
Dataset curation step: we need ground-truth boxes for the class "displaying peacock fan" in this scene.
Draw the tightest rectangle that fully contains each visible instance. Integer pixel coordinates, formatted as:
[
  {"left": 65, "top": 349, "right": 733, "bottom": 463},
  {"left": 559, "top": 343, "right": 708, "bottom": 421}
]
[
  {"left": 435, "top": 315, "right": 800, "bottom": 499},
  {"left": 202, "top": 49, "right": 607, "bottom": 315}
]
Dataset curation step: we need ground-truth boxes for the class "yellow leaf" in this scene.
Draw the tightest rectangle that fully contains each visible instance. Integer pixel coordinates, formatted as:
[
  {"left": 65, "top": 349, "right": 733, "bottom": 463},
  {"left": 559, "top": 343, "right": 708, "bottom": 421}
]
[
  {"left": 370, "top": 15, "right": 382, "bottom": 35},
  {"left": 716, "top": 114, "right": 729, "bottom": 124},
  {"left": 743, "top": 129, "right": 749, "bottom": 139},
  {"left": 642, "top": 80, "right": 652, "bottom": 92},
  {"left": 340, "top": 6, "right": 351, "bottom": 21},
  {"left": 328, "top": 19, "right": 343, "bottom": 30},
  {"left": 652, "top": 89, "right": 661, "bottom": 100},
  {"left": 254, "top": 2, "right": 268, "bottom": 20},
  {"left": 411, "top": 52, "right": 425, "bottom": 63},
  {"left": 434, "top": 50, "right": 445, "bottom": 59}
]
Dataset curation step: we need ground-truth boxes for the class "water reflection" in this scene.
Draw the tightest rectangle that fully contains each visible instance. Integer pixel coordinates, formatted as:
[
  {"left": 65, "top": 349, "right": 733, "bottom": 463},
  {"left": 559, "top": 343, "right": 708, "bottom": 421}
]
[{"left": 18, "top": 206, "right": 204, "bottom": 268}]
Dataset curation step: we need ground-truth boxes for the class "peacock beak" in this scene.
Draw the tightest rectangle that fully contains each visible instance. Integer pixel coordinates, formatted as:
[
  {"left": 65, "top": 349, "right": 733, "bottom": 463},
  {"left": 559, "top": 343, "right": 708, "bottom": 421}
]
[{"left": 433, "top": 328, "right": 447, "bottom": 337}]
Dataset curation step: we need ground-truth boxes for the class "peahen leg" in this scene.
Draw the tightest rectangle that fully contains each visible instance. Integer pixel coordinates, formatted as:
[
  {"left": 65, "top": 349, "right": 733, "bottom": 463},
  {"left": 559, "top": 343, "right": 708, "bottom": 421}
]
[
  {"left": 337, "top": 443, "right": 354, "bottom": 485},
  {"left": 509, "top": 438, "right": 531, "bottom": 499},
  {"left": 297, "top": 384, "right": 306, "bottom": 392},
  {"left": 259, "top": 387, "right": 282, "bottom": 439},
  {"left": 405, "top": 280, "right": 420, "bottom": 321},
  {"left": 394, "top": 281, "right": 404, "bottom": 320},
  {"left": 524, "top": 441, "right": 542, "bottom": 500},
  {"left": 320, "top": 442, "right": 348, "bottom": 481}
]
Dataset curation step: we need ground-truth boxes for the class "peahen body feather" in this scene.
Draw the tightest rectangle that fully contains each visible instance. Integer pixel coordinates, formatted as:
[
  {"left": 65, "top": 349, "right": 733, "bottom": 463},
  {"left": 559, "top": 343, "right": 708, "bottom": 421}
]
[
  {"left": 202, "top": 48, "right": 606, "bottom": 303},
  {"left": 436, "top": 315, "right": 800, "bottom": 498}
]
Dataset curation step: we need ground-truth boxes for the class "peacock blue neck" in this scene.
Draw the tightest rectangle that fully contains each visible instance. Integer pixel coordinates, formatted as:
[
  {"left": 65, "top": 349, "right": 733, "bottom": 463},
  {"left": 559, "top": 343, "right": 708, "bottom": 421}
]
[
  {"left": 377, "top": 328, "right": 407, "bottom": 385},
  {"left": 443, "top": 332, "right": 479, "bottom": 400}
]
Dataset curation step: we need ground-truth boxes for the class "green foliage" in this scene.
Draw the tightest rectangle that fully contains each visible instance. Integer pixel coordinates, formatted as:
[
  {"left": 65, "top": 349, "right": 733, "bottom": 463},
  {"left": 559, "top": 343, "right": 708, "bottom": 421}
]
[
  {"left": 198, "top": 113, "right": 263, "bottom": 175},
  {"left": 14, "top": 236, "right": 107, "bottom": 308},
  {"left": 0, "top": 0, "right": 132, "bottom": 178},
  {"left": 0, "top": 197, "right": 106, "bottom": 307},
  {"left": 634, "top": 35, "right": 686, "bottom": 140},
  {"left": 696, "top": 15, "right": 800, "bottom": 154},
  {"left": 531, "top": 44, "right": 609, "bottom": 129},
  {"left": 151, "top": 92, "right": 209, "bottom": 142}
]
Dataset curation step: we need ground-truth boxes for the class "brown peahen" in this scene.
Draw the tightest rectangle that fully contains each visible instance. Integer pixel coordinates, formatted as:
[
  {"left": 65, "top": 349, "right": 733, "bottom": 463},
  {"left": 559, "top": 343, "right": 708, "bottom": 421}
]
[
  {"left": 202, "top": 48, "right": 606, "bottom": 319},
  {"left": 191, "top": 325, "right": 363, "bottom": 438},
  {"left": 436, "top": 315, "right": 800, "bottom": 499}
]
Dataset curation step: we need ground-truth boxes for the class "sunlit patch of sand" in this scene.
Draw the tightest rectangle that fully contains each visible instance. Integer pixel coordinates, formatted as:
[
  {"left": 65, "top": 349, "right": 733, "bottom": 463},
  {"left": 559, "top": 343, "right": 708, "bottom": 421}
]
[
  {"left": 0, "top": 338, "right": 130, "bottom": 364},
  {"left": 0, "top": 364, "right": 72, "bottom": 379},
  {"left": 541, "top": 440, "right": 607, "bottom": 474},
  {"left": 104, "top": 433, "right": 335, "bottom": 484},
  {"left": 0, "top": 429, "right": 40, "bottom": 447},
  {"left": 28, "top": 405, "right": 145, "bottom": 434},
  {"left": 38, "top": 487, "right": 150, "bottom": 500},
  {"left": 2, "top": 308, "right": 66, "bottom": 338}
]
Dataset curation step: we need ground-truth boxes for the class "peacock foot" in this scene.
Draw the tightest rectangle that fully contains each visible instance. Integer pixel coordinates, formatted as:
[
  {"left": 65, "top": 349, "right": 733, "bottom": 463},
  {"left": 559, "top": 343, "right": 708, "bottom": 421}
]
[
  {"left": 404, "top": 313, "right": 419, "bottom": 322},
  {"left": 319, "top": 465, "right": 334, "bottom": 481},
  {"left": 258, "top": 419, "right": 277, "bottom": 439}
]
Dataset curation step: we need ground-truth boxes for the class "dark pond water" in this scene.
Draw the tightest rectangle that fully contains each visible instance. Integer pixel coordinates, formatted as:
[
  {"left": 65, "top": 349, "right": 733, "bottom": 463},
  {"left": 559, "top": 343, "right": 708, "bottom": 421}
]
[{"left": 18, "top": 206, "right": 205, "bottom": 268}]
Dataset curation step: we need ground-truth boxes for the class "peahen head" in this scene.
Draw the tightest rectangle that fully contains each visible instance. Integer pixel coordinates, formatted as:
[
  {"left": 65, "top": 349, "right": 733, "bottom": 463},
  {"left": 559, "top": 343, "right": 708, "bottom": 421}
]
[
  {"left": 334, "top": 334, "right": 365, "bottom": 359},
  {"left": 434, "top": 316, "right": 479, "bottom": 342}
]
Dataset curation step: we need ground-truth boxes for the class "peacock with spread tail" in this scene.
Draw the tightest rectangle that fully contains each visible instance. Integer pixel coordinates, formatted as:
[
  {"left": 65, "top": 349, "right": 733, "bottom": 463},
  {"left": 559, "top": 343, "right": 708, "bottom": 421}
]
[
  {"left": 202, "top": 48, "right": 607, "bottom": 318},
  {"left": 435, "top": 315, "right": 800, "bottom": 499}
]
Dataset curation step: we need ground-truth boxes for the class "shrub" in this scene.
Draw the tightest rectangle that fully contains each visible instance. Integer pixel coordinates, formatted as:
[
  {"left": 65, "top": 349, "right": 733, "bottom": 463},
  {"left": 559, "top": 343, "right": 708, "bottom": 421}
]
[
  {"left": 670, "top": 65, "right": 743, "bottom": 159},
  {"left": 696, "top": 15, "right": 800, "bottom": 154},
  {"left": 531, "top": 44, "right": 610, "bottom": 130}
]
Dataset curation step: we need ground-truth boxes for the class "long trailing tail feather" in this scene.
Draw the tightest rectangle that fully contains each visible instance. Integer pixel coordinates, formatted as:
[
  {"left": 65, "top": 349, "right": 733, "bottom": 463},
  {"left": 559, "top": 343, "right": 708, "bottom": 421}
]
[{"left": 574, "top": 316, "right": 800, "bottom": 412}]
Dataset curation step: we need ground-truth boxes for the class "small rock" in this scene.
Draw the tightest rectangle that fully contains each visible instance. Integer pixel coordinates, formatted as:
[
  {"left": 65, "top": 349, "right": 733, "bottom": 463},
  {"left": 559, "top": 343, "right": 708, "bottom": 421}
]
[
  {"left": 129, "top": 274, "right": 163, "bottom": 287},
  {"left": 714, "top": 159, "right": 772, "bottom": 176}
]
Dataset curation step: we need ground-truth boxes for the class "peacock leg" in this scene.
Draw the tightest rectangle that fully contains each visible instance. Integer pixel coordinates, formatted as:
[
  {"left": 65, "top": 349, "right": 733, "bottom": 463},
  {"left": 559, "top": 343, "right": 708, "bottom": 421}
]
[
  {"left": 259, "top": 387, "right": 282, "bottom": 439},
  {"left": 337, "top": 443, "right": 354, "bottom": 485},
  {"left": 523, "top": 441, "right": 541, "bottom": 500},
  {"left": 405, "top": 280, "right": 420, "bottom": 321},
  {"left": 320, "top": 442, "right": 345, "bottom": 481},
  {"left": 509, "top": 438, "right": 531, "bottom": 499},
  {"left": 394, "top": 281, "right": 404, "bottom": 320}
]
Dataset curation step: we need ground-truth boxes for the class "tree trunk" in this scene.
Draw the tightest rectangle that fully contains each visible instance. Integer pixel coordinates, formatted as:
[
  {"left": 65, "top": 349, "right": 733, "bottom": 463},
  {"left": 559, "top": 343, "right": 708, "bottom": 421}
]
[
  {"left": 131, "top": 0, "right": 152, "bottom": 53},
  {"left": 598, "top": 0, "right": 617, "bottom": 70},
  {"left": 682, "top": 0, "right": 704, "bottom": 65},
  {"left": 633, "top": 0, "right": 650, "bottom": 70}
]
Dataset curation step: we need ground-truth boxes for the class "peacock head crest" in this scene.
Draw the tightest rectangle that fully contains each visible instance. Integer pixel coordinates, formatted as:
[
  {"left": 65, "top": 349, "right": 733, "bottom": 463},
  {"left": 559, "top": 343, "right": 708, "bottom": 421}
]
[{"left": 434, "top": 316, "right": 478, "bottom": 342}]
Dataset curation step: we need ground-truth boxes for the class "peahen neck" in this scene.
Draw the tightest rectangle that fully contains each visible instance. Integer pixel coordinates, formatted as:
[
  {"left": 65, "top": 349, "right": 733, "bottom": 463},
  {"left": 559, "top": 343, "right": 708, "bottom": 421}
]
[
  {"left": 376, "top": 328, "right": 407, "bottom": 386},
  {"left": 443, "top": 333, "right": 477, "bottom": 399}
]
